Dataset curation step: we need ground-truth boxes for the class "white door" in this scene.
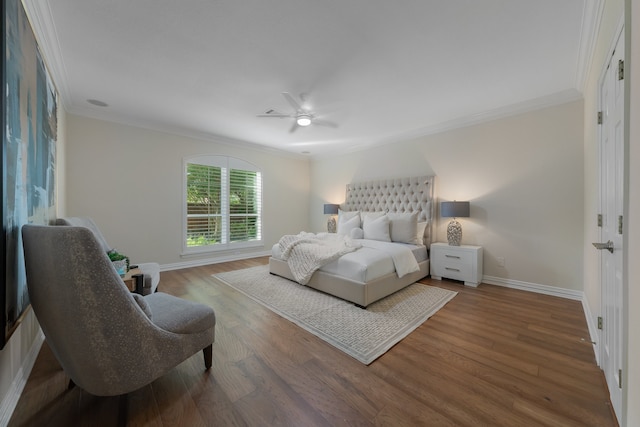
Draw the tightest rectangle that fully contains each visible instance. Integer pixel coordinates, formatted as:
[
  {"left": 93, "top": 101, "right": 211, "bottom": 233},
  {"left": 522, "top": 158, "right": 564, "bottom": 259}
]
[{"left": 596, "top": 27, "right": 624, "bottom": 420}]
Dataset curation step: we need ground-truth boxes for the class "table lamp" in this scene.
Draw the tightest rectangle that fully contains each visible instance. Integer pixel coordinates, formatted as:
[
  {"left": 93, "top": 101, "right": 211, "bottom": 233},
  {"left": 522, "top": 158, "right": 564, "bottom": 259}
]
[
  {"left": 324, "top": 204, "right": 339, "bottom": 233},
  {"left": 440, "top": 201, "right": 470, "bottom": 246}
]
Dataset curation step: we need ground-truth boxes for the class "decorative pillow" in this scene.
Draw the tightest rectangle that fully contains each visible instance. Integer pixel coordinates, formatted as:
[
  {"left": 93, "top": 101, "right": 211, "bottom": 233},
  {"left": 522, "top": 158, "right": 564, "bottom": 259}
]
[
  {"left": 363, "top": 214, "right": 391, "bottom": 242},
  {"left": 338, "top": 209, "right": 359, "bottom": 221},
  {"left": 416, "top": 221, "right": 428, "bottom": 245},
  {"left": 132, "top": 293, "right": 153, "bottom": 320},
  {"left": 387, "top": 212, "right": 419, "bottom": 244},
  {"left": 349, "top": 227, "right": 364, "bottom": 239},
  {"left": 361, "top": 211, "right": 386, "bottom": 221},
  {"left": 337, "top": 214, "right": 361, "bottom": 235}
]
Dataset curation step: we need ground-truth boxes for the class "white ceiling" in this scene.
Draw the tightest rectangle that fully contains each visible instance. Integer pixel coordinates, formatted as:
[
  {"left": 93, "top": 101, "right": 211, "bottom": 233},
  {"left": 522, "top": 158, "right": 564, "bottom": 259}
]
[{"left": 25, "top": 0, "right": 598, "bottom": 157}]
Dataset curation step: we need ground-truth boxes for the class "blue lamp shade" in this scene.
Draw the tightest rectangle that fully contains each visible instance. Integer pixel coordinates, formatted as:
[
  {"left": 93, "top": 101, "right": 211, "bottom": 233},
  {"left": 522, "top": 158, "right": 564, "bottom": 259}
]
[
  {"left": 440, "top": 201, "right": 470, "bottom": 218},
  {"left": 323, "top": 204, "right": 340, "bottom": 215}
]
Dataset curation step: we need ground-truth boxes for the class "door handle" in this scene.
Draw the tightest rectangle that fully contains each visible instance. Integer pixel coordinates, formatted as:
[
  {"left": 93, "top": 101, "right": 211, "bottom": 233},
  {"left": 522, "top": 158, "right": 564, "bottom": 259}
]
[{"left": 592, "top": 240, "right": 614, "bottom": 253}]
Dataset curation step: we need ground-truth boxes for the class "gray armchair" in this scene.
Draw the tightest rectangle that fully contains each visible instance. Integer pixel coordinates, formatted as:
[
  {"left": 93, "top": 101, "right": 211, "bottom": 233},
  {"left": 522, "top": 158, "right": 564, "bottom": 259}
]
[
  {"left": 56, "top": 217, "right": 160, "bottom": 295},
  {"left": 21, "top": 224, "right": 215, "bottom": 396}
]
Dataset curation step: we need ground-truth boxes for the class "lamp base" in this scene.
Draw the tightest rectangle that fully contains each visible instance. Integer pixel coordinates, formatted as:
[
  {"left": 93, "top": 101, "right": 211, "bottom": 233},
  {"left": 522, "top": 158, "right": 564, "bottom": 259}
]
[
  {"left": 327, "top": 216, "right": 337, "bottom": 233},
  {"left": 447, "top": 219, "right": 462, "bottom": 246}
]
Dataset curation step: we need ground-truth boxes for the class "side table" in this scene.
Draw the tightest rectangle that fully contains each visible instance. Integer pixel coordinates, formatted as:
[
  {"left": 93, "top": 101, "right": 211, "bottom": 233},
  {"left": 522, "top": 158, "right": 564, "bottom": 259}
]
[
  {"left": 122, "top": 268, "right": 144, "bottom": 294},
  {"left": 430, "top": 242, "right": 483, "bottom": 287}
]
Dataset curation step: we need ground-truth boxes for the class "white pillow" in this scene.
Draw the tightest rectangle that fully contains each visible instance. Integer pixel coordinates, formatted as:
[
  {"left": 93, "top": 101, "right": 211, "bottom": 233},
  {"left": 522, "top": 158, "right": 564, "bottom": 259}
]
[
  {"left": 349, "top": 227, "right": 364, "bottom": 239},
  {"left": 337, "top": 214, "right": 361, "bottom": 235},
  {"left": 361, "top": 211, "right": 386, "bottom": 221},
  {"left": 387, "top": 212, "right": 419, "bottom": 244},
  {"left": 363, "top": 214, "right": 391, "bottom": 242},
  {"left": 338, "top": 209, "right": 359, "bottom": 221},
  {"left": 416, "top": 221, "right": 428, "bottom": 245}
]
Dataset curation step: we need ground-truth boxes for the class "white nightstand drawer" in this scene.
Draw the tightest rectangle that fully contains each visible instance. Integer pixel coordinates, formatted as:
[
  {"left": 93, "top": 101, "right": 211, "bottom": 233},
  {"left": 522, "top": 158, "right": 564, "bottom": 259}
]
[
  {"left": 433, "top": 250, "right": 475, "bottom": 267},
  {"left": 433, "top": 259, "right": 473, "bottom": 282}
]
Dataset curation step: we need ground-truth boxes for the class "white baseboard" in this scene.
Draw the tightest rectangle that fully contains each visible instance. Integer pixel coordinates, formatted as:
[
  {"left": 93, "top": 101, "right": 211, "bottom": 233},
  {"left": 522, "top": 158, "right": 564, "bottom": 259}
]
[
  {"left": 0, "top": 330, "right": 45, "bottom": 426},
  {"left": 581, "top": 294, "right": 601, "bottom": 366},
  {"left": 482, "top": 275, "right": 584, "bottom": 300},
  {"left": 162, "top": 250, "right": 272, "bottom": 272}
]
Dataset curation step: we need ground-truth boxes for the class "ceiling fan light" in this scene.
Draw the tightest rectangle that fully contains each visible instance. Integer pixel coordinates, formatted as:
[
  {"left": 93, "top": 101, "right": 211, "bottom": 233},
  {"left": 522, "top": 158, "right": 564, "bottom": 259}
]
[{"left": 297, "top": 115, "right": 311, "bottom": 126}]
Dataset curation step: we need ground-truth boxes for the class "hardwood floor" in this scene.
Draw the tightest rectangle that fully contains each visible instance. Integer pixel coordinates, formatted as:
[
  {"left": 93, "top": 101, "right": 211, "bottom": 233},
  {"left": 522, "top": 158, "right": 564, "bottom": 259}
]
[{"left": 9, "top": 257, "right": 617, "bottom": 426}]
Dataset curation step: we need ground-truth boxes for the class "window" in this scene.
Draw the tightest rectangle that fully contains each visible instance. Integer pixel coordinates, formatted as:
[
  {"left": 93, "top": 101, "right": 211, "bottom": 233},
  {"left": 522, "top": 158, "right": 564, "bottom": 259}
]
[{"left": 184, "top": 156, "right": 262, "bottom": 253}]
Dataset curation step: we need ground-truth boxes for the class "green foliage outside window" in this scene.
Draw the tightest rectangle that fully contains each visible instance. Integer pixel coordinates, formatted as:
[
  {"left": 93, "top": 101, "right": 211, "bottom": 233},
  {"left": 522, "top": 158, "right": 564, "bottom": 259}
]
[
  {"left": 186, "top": 162, "right": 261, "bottom": 248},
  {"left": 186, "top": 164, "right": 221, "bottom": 246}
]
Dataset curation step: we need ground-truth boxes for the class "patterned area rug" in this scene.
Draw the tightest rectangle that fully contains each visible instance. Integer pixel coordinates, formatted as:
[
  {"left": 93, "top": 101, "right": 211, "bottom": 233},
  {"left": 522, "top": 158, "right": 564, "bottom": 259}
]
[{"left": 213, "top": 265, "right": 457, "bottom": 364}]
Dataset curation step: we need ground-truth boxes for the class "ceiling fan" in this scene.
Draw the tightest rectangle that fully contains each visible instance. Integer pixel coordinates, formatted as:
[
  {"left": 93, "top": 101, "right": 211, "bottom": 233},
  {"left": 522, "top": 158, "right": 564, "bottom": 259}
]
[{"left": 258, "top": 92, "right": 338, "bottom": 133}]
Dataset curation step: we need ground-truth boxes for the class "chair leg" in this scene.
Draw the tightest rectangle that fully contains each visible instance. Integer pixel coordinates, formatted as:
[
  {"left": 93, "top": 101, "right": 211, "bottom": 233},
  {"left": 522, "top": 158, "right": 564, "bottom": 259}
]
[
  {"left": 203, "top": 344, "right": 212, "bottom": 370},
  {"left": 118, "top": 394, "right": 128, "bottom": 427}
]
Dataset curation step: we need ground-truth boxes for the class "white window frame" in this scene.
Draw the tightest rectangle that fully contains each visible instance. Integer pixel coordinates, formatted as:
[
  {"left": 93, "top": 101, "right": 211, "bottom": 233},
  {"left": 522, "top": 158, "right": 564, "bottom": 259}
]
[{"left": 182, "top": 155, "right": 262, "bottom": 255}]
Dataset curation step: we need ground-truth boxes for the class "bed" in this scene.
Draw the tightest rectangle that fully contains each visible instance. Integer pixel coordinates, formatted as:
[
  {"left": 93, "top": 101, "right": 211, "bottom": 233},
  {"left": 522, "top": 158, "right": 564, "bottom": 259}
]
[{"left": 269, "top": 175, "right": 435, "bottom": 307}]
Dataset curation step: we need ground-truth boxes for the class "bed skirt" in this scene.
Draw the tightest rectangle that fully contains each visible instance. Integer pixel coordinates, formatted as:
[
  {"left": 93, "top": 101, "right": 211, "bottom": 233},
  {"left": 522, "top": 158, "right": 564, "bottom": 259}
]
[{"left": 268, "top": 257, "right": 430, "bottom": 307}]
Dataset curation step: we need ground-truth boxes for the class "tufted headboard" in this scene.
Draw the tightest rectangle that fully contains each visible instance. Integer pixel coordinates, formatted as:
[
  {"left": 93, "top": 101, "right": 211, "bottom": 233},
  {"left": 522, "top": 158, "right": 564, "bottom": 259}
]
[{"left": 340, "top": 176, "right": 435, "bottom": 246}]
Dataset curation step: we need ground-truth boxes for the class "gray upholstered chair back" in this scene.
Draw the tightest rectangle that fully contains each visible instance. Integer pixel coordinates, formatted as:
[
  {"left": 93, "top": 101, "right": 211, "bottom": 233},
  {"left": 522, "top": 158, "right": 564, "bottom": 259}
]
[
  {"left": 55, "top": 217, "right": 161, "bottom": 295},
  {"left": 22, "top": 224, "right": 215, "bottom": 396},
  {"left": 55, "top": 216, "right": 112, "bottom": 252}
]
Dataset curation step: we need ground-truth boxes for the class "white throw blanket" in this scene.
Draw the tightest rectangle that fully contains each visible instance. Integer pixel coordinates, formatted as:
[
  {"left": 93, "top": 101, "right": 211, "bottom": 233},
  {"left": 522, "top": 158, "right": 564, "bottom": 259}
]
[
  {"left": 278, "top": 232, "right": 361, "bottom": 285},
  {"left": 360, "top": 240, "right": 420, "bottom": 278}
]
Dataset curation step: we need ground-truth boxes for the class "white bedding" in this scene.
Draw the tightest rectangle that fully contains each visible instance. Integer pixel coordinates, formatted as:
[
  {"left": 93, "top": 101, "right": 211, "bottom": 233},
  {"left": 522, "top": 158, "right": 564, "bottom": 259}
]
[
  {"left": 359, "top": 240, "right": 420, "bottom": 278},
  {"left": 277, "top": 232, "right": 361, "bottom": 285},
  {"left": 271, "top": 238, "right": 427, "bottom": 283}
]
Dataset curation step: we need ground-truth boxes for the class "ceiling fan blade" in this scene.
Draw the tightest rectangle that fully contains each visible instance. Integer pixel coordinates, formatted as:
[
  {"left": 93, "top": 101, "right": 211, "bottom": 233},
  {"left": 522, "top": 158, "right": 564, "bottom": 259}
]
[
  {"left": 289, "top": 121, "right": 299, "bottom": 133},
  {"left": 282, "top": 92, "right": 302, "bottom": 112},
  {"left": 312, "top": 119, "right": 339, "bottom": 128},
  {"left": 257, "top": 114, "right": 291, "bottom": 118}
]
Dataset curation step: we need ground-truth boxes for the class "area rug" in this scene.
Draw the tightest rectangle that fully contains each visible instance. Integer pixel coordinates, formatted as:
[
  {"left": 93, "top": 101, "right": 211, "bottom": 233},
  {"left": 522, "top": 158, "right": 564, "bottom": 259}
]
[{"left": 213, "top": 265, "right": 457, "bottom": 364}]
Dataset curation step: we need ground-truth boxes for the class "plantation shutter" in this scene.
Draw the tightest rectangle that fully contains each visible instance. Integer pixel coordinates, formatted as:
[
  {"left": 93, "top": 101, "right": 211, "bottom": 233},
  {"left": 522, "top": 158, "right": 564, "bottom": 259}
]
[
  {"left": 184, "top": 156, "right": 262, "bottom": 252},
  {"left": 229, "top": 169, "right": 262, "bottom": 242},
  {"left": 186, "top": 163, "right": 223, "bottom": 246}
]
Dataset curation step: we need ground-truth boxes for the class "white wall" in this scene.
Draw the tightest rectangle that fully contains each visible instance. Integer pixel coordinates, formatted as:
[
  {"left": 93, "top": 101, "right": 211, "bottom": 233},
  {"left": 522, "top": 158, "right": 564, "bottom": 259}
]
[
  {"left": 65, "top": 115, "right": 311, "bottom": 267},
  {"left": 311, "top": 100, "right": 585, "bottom": 291}
]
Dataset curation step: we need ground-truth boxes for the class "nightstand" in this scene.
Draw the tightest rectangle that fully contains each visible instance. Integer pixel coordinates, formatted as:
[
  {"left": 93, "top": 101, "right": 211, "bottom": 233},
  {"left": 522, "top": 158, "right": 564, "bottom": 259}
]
[{"left": 430, "top": 242, "right": 483, "bottom": 287}]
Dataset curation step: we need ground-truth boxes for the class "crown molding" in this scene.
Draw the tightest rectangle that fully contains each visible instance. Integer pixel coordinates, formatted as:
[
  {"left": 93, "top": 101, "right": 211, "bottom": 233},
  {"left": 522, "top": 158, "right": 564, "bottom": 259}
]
[
  {"left": 575, "top": 0, "right": 605, "bottom": 91},
  {"left": 21, "top": 0, "right": 71, "bottom": 111},
  {"left": 65, "top": 106, "right": 310, "bottom": 161},
  {"left": 313, "top": 89, "right": 584, "bottom": 160}
]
